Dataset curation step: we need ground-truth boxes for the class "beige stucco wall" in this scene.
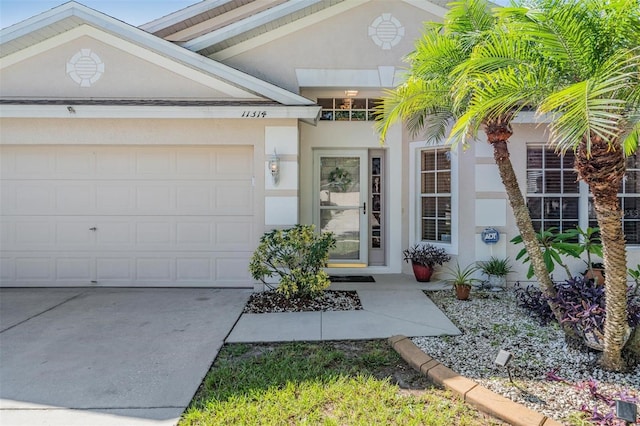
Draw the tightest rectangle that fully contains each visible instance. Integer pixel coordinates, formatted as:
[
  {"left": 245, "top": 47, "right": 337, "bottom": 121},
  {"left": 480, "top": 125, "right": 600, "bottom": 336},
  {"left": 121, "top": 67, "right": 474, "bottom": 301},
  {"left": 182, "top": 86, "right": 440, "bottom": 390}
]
[
  {"left": 216, "top": 1, "right": 441, "bottom": 92},
  {"left": 0, "top": 35, "right": 233, "bottom": 99}
]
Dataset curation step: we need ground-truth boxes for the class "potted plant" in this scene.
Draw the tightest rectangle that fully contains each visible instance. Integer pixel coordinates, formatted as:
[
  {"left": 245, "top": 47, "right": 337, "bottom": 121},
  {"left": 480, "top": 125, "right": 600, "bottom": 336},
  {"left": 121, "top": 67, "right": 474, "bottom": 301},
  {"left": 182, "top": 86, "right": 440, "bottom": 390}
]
[
  {"left": 444, "top": 262, "right": 480, "bottom": 300},
  {"left": 402, "top": 243, "right": 451, "bottom": 282},
  {"left": 583, "top": 262, "right": 605, "bottom": 285},
  {"left": 477, "top": 257, "right": 513, "bottom": 288}
]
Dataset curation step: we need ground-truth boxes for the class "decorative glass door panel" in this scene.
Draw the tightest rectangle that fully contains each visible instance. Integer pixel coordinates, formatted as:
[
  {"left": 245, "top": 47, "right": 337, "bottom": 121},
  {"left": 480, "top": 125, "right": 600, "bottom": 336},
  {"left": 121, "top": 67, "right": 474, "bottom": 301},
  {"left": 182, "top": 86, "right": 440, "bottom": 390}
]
[
  {"left": 316, "top": 151, "right": 368, "bottom": 264},
  {"left": 369, "top": 151, "right": 385, "bottom": 265}
]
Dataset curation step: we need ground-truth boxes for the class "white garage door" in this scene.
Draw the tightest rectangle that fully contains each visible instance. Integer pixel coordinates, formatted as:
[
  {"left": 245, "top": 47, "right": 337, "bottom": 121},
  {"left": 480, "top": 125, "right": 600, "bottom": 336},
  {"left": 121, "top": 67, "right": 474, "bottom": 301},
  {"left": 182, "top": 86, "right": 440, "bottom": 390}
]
[{"left": 0, "top": 145, "right": 255, "bottom": 287}]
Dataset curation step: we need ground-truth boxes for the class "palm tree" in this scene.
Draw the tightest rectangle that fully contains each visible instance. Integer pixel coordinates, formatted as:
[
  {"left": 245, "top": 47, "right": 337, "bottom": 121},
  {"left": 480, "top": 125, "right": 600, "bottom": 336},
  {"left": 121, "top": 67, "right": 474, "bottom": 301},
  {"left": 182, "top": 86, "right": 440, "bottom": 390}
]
[
  {"left": 497, "top": 0, "right": 640, "bottom": 372},
  {"left": 375, "top": 0, "right": 567, "bottom": 327}
]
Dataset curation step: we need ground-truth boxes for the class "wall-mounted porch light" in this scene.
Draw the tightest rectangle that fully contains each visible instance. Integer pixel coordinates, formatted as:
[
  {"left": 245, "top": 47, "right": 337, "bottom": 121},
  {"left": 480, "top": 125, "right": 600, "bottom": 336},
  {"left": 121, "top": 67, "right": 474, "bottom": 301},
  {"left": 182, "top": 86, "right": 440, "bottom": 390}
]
[{"left": 269, "top": 149, "right": 280, "bottom": 185}]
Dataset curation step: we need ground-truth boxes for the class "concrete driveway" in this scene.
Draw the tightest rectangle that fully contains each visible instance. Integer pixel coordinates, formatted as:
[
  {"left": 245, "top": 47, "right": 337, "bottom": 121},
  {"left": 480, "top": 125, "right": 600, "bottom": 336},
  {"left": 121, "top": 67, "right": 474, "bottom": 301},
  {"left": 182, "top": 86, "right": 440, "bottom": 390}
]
[{"left": 0, "top": 287, "right": 250, "bottom": 426}]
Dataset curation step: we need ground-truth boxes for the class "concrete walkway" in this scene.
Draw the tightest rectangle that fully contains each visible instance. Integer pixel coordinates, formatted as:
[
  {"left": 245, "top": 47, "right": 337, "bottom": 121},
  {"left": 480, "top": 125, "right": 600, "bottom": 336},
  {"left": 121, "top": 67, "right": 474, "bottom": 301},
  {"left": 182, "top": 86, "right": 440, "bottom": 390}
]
[{"left": 228, "top": 275, "right": 460, "bottom": 342}]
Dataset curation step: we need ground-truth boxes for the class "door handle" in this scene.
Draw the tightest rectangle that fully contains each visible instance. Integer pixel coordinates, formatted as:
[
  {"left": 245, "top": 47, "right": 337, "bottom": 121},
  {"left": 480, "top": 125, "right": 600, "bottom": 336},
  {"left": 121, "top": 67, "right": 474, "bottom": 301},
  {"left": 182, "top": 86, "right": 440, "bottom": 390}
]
[
  {"left": 89, "top": 227, "right": 97, "bottom": 231},
  {"left": 362, "top": 202, "right": 366, "bottom": 214}
]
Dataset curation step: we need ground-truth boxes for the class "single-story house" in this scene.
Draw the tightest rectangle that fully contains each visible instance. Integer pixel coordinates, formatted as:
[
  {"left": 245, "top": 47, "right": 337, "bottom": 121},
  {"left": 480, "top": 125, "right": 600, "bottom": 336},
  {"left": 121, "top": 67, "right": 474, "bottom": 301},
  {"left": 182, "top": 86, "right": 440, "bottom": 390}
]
[{"left": 1, "top": 0, "right": 638, "bottom": 287}]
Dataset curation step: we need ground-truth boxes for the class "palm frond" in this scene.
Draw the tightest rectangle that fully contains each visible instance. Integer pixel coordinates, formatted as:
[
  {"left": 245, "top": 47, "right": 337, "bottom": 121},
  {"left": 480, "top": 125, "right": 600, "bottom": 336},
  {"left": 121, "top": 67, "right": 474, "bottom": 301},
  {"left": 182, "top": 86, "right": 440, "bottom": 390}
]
[
  {"left": 375, "top": 78, "right": 451, "bottom": 143},
  {"left": 497, "top": 0, "right": 595, "bottom": 79},
  {"left": 540, "top": 49, "right": 640, "bottom": 154}
]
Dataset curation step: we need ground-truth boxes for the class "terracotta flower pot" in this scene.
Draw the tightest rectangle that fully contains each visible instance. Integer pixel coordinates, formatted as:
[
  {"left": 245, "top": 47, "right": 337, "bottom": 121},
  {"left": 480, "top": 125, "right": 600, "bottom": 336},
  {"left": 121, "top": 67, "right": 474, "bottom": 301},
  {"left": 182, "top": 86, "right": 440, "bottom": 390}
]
[
  {"left": 455, "top": 284, "right": 471, "bottom": 300},
  {"left": 411, "top": 262, "right": 434, "bottom": 282},
  {"left": 583, "top": 268, "right": 605, "bottom": 285}
]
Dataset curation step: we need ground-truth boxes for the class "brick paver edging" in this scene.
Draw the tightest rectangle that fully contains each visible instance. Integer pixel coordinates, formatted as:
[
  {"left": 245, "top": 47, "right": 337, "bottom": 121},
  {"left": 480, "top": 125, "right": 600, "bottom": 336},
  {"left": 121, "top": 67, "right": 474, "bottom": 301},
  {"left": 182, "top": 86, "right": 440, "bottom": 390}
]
[{"left": 389, "top": 335, "right": 563, "bottom": 426}]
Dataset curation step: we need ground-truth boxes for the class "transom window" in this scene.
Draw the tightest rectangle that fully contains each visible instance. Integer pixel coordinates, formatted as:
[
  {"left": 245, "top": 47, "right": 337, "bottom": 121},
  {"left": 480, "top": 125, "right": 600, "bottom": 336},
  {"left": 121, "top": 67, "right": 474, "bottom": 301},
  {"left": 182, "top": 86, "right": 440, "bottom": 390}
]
[
  {"left": 420, "top": 148, "right": 451, "bottom": 242},
  {"left": 318, "top": 98, "right": 382, "bottom": 121},
  {"left": 526, "top": 145, "right": 640, "bottom": 245}
]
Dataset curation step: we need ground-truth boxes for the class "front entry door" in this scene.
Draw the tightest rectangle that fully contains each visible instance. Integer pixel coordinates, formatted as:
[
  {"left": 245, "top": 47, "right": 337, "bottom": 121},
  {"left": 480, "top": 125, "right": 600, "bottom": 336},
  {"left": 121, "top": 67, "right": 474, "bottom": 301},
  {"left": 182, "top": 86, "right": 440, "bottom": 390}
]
[{"left": 314, "top": 150, "right": 368, "bottom": 265}]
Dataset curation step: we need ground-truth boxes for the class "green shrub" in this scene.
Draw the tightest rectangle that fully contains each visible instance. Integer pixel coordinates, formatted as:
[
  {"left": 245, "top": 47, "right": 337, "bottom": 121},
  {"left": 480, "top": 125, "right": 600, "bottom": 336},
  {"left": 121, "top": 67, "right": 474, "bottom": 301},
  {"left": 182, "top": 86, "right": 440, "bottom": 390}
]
[{"left": 249, "top": 225, "right": 336, "bottom": 299}]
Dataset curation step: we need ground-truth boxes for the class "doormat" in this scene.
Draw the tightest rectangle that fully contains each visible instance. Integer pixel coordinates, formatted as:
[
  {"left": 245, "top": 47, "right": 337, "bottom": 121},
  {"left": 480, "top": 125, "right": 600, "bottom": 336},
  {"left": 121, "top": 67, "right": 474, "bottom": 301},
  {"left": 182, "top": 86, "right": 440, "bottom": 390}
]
[{"left": 329, "top": 275, "right": 375, "bottom": 283}]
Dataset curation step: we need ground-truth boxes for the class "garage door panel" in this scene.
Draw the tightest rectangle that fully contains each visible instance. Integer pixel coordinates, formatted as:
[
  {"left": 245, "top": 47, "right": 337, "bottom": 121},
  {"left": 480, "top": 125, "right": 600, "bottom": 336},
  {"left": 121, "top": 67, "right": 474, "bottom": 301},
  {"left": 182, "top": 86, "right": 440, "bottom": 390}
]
[
  {"left": 215, "top": 257, "right": 252, "bottom": 283},
  {"left": 176, "top": 151, "right": 212, "bottom": 175},
  {"left": 135, "top": 258, "right": 172, "bottom": 281},
  {"left": 96, "top": 222, "right": 133, "bottom": 245},
  {"left": 136, "top": 222, "right": 173, "bottom": 247},
  {"left": 136, "top": 184, "right": 173, "bottom": 212},
  {"left": 7, "top": 148, "right": 56, "bottom": 177},
  {"left": 56, "top": 221, "right": 93, "bottom": 245},
  {"left": 176, "top": 185, "right": 211, "bottom": 211},
  {"left": 215, "top": 183, "right": 253, "bottom": 212},
  {"left": 56, "top": 183, "right": 95, "bottom": 212},
  {"left": 56, "top": 257, "right": 92, "bottom": 281},
  {"left": 96, "top": 186, "right": 135, "bottom": 211},
  {"left": 136, "top": 150, "right": 175, "bottom": 175},
  {"left": 97, "top": 257, "right": 133, "bottom": 281},
  {"left": 15, "top": 220, "right": 53, "bottom": 246},
  {"left": 177, "top": 258, "right": 211, "bottom": 281},
  {"left": 15, "top": 257, "right": 52, "bottom": 281},
  {"left": 0, "top": 257, "right": 11, "bottom": 281},
  {"left": 1, "top": 145, "right": 256, "bottom": 287},
  {"left": 96, "top": 151, "right": 135, "bottom": 176},
  {"left": 177, "top": 222, "right": 212, "bottom": 246},
  {"left": 5, "top": 181, "right": 253, "bottom": 216},
  {"left": 216, "top": 150, "right": 253, "bottom": 177},
  {"left": 215, "top": 221, "right": 253, "bottom": 250},
  {"left": 55, "top": 151, "right": 96, "bottom": 175},
  {"left": 11, "top": 182, "right": 55, "bottom": 213}
]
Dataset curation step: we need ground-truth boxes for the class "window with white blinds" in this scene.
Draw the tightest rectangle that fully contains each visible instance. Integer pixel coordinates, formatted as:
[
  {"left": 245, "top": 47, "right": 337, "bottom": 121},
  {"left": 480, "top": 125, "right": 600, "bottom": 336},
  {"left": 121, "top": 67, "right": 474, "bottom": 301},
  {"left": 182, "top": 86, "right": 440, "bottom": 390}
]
[
  {"left": 526, "top": 145, "right": 640, "bottom": 244},
  {"left": 420, "top": 148, "right": 451, "bottom": 243}
]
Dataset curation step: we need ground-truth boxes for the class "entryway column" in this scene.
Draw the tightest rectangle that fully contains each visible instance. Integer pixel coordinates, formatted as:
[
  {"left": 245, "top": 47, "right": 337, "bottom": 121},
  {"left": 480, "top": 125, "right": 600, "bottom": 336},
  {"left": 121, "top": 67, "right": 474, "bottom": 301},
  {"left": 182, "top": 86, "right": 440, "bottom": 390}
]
[{"left": 264, "top": 126, "right": 299, "bottom": 230}]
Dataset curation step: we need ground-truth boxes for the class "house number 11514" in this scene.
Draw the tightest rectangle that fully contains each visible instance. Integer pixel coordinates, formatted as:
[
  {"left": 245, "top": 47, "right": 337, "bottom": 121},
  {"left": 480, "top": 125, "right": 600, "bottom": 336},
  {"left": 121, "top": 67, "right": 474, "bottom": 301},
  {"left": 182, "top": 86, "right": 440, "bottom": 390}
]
[{"left": 241, "top": 111, "right": 267, "bottom": 118}]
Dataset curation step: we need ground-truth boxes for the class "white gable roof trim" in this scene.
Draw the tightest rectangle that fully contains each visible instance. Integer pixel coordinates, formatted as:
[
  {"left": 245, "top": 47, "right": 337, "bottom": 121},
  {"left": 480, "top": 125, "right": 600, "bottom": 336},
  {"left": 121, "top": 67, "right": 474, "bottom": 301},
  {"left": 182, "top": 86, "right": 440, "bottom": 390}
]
[
  {"left": 139, "top": 0, "right": 237, "bottom": 34},
  {"left": 0, "top": 1, "right": 315, "bottom": 107},
  {"left": 183, "top": 0, "right": 322, "bottom": 52}
]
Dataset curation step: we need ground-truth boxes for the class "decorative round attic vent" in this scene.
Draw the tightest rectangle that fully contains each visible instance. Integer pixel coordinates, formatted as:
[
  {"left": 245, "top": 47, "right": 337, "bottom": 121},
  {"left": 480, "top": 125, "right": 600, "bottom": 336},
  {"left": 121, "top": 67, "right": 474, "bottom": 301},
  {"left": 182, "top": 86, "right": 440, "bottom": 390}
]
[
  {"left": 368, "top": 13, "right": 405, "bottom": 50},
  {"left": 66, "top": 49, "right": 105, "bottom": 87}
]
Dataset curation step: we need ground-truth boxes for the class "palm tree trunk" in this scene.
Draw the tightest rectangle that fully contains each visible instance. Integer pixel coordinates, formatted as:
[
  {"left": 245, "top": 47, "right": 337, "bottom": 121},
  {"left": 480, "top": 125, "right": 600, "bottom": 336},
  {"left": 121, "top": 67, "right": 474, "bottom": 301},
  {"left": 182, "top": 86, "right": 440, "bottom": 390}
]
[
  {"left": 485, "top": 119, "right": 566, "bottom": 327},
  {"left": 575, "top": 136, "right": 628, "bottom": 371}
]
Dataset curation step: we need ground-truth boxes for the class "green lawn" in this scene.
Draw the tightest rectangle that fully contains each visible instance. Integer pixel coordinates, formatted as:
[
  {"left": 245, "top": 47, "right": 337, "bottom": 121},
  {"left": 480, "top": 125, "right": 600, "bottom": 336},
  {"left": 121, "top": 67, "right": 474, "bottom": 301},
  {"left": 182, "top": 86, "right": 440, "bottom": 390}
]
[{"left": 180, "top": 340, "right": 503, "bottom": 425}]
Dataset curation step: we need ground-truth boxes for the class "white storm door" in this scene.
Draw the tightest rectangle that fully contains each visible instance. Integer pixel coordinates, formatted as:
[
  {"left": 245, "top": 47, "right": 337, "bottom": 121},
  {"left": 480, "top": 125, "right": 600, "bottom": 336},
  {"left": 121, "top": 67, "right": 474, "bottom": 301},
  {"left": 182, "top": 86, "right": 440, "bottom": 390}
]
[{"left": 314, "top": 150, "right": 368, "bottom": 265}]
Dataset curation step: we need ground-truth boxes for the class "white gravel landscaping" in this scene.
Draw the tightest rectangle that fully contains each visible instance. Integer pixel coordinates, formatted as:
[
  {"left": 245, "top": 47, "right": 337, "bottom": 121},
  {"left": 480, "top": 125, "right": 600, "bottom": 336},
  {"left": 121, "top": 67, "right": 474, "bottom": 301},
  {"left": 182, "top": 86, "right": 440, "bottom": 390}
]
[{"left": 413, "top": 290, "right": 639, "bottom": 425}]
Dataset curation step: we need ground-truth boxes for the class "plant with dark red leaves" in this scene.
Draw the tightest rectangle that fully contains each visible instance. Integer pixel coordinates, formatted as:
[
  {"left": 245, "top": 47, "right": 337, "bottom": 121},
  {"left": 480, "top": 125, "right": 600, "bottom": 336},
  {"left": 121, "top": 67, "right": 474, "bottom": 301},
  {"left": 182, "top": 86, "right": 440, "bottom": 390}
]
[
  {"left": 552, "top": 277, "right": 640, "bottom": 344},
  {"left": 514, "top": 277, "right": 640, "bottom": 346},
  {"left": 545, "top": 368, "right": 569, "bottom": 384},
  {"left": 513, "top": 282, "right": 554, "bottom": 324}
]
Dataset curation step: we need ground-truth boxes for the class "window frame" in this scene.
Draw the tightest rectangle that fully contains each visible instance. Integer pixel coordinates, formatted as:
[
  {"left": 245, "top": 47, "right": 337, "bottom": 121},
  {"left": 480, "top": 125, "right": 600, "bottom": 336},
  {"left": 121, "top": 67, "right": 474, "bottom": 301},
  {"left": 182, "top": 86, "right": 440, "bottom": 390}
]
[{"left": 409, "top": 141, "right": 458, "bottom": 254}]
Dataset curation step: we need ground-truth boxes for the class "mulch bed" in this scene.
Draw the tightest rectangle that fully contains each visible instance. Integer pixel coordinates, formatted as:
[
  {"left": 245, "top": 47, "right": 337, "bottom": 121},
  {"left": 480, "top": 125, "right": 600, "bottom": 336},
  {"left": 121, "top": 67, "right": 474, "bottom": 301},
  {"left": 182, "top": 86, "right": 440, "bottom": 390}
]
[{"left": 243, "top": 290, "right": 363, "bottom": 313}]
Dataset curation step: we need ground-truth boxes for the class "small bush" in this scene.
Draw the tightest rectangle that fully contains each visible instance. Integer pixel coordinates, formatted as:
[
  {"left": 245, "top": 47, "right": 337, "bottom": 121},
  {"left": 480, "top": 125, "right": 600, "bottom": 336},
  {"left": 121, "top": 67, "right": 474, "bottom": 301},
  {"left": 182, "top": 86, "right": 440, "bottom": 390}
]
[{"left": 249, "top": 225, "right": 336, "bottom": 299}]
